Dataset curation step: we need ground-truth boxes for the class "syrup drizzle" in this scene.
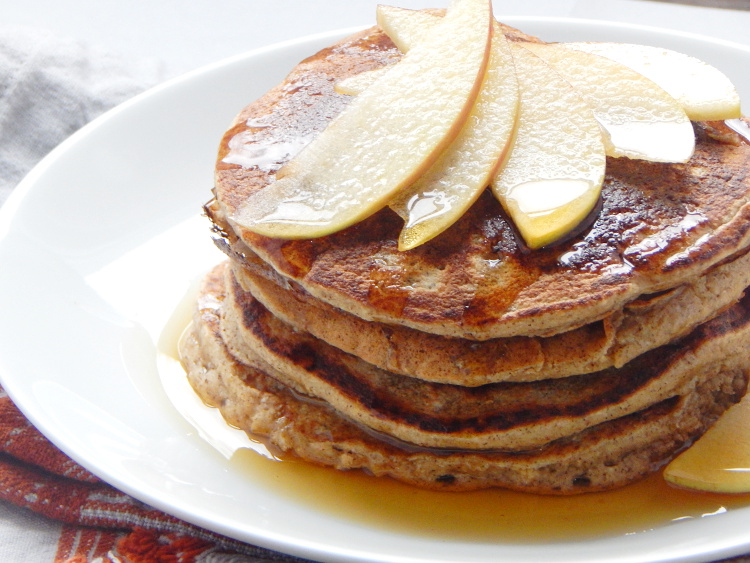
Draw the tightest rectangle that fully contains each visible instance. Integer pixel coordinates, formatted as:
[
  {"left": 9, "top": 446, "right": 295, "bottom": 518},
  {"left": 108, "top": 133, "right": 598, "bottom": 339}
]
[
  {"left": 222, "top": 131, "right": 315, "bottom": 172},
  {"left": 229, "top": 449, "right": 748, "bottom": 543}
]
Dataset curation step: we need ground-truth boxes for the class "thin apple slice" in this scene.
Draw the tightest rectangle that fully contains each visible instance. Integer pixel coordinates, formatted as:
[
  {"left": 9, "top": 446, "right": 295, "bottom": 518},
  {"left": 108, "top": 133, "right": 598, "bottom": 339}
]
[
  {"left": 335, "top": 7, "right": 441, "bottom": 96},
  {"left": 376, "top": 5, "right": 441, "bottom": 52},
  {"left": 492, "top": 44, "right": 606, "bottom": 250},
  {"left": 371, "top": 8, "right": 519, "bottom": 249},
  {"left": 334, "top": 66, "right": 390, "bottom": 96},
  {"left": 231, "top": 0, "right": 492, "bottom": 240},
  {"left": 562, "top": 42, "right": 741, "bottom": 121},
  {"left": 389, "top": 25, "right": 519, "bottom": 250},
  {"left": 664, "top": 392, "right": 750, "bottom": 493},
  {"left": 522, "top": 42, "right": 694, "bottom": 163}
]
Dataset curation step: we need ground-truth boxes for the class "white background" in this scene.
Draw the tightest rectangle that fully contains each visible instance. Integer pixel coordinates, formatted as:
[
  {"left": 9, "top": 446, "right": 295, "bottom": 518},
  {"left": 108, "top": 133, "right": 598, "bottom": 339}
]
[{"left": 2, "top": 0, "right": 750, "bottom": 78}]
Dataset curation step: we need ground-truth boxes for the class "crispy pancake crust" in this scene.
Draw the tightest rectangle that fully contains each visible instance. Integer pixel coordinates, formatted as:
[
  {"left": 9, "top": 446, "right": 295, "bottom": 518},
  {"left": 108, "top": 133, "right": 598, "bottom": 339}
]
[
  {"left": 212, "top": 22, "right": 750, "bottom": 339},
  {"left": 183, "top": 264, "right": 750, "bottom": 493},
  {"left": 229, "top": 249, "right": 750, "bottom": 385}
]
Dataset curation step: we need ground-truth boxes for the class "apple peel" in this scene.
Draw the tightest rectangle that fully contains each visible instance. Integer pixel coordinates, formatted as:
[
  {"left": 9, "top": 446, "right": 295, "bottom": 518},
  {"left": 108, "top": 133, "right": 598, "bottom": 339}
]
[
  {"left": 335, "top": 6, "right": 441, "bottom": 96},
  {"left": 522, "top": 42, "right": 695, "bottom": 163},
  {"left": 372, "top": 8, "right": 604, "bottom": 250}
]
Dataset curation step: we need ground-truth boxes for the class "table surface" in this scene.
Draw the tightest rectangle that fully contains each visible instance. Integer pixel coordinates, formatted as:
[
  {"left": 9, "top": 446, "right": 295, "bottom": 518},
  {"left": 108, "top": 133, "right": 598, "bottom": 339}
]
[{"left": 2, "top": 0, "right": 749, "bottom": 78}]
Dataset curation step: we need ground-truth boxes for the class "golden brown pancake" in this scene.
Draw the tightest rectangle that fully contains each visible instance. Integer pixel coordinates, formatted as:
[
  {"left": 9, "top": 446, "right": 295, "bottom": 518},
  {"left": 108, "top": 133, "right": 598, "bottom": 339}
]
[
  {"left": 217, "top": 262, "right": 750, "bottom": 451},
  {"left": 211, "top": 22, "right": 750, "bottom": 340},
  {"left": 183, "top": 264, "right": 750, "bottom": 493},
  {"left": 226, "top": 247, "right": 750, "bottom": 385},
  {"left": 189, "top": 14, "right": 750, "bottom": 495}
]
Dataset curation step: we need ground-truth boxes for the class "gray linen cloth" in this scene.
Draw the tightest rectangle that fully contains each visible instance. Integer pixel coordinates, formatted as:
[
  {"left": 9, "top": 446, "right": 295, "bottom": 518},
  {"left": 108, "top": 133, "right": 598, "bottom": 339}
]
[
  {"left": 0, "top": 24, "right": 314, "bottom": 563},
  {"left": 0, "top": 24, "right": 166, "bottom": 206}
]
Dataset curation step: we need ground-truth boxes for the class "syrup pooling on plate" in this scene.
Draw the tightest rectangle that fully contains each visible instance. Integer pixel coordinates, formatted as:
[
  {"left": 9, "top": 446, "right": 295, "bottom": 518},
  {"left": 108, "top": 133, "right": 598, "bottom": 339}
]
[
  {"left": 156, "top": 288, "right": 750, "bottom": 542},
  {"left": 665, "top": 392, "right": 750, "bottom": 494},
  {"left": 229, "top": 452, "right": 750, "bottom": 543},
  {"left": 159, "top": 315, "right": 750, "bottom": 542}
]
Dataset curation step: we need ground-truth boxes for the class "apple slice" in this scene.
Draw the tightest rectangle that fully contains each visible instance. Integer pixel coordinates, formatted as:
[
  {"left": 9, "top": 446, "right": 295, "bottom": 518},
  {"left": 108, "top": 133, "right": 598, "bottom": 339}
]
[
  {"left": 522, "top": 42, "right": 694, "bottom": 163},
  {"left": 370, "top": 7, "right": 519, "bottom": 250},
  {"left": 492, "top": 44, "right": 606, "bottom": 250},
  {"left": 376, "top": 5, "right": 441, "bottom": 52},
  {"left": 664, "top": 392, "right": 750, "bottom": 493},
  {"left": 334, "top": 66, "right": 390, "bottom": 96},
  {"left": 232, "top": 0, "right": 492, "bottom": 240},
  {"left": 389, "top": 25, "right": 519, "bottom": 250},
  {"left": 335, "top": 6, "right": 441, "bottom": 96},
  {"left": 562, "top": 42, "right": 741, "bottom": 122}
]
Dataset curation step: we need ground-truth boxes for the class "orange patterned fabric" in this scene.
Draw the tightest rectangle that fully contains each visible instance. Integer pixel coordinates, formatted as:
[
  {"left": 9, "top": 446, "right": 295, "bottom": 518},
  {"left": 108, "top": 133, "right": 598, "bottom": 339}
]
[
  {"left": 0, "top": 392, "right": 308, "bottom": 563},
  {"left": 6, "top": 387, "right": 749, "bottom": 563}
]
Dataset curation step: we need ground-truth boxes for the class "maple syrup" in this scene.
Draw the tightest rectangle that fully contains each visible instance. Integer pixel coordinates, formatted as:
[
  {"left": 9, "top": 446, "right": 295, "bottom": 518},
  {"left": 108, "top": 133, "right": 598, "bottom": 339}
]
[
  {"left": 228, "top": 448, "right": 750, "bottom": 543},
  {"left": 158, "top": 288, "right": 750, "bottom": 545}
]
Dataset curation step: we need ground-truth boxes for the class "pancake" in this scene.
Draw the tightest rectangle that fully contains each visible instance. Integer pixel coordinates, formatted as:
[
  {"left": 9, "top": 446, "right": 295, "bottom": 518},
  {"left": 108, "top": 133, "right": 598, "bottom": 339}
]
[
  {"left": 183, "top": 264, "right": 750, "bottom": 493},
  {"left": 189, "top": 11, "right": 750, "bottom": 495},
  {"left": 217, "top": 262, "right": 750, "bottom": 451},
  {"left": 211, "top": 22, "right": 750, "bottom": 339},
  {"left": 226, "top": 247, "right": 750, "bottom": 385}
]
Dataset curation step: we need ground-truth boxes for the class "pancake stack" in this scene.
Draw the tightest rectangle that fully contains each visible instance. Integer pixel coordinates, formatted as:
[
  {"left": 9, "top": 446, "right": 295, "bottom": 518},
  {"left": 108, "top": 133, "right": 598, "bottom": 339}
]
[{"left": 182, "top": 18, "right": 750, "bottom": 494}]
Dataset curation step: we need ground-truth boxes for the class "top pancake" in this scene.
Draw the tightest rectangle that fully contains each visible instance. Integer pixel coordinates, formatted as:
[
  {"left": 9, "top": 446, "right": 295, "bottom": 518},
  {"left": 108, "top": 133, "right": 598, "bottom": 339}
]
[{"left": 212, "top": 20, "right": 750, "bottom": 339}]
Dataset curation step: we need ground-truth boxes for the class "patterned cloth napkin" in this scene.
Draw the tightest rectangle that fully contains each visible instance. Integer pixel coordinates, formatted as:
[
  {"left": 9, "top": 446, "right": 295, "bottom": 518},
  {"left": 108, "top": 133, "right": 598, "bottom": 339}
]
[
  {"left": 0, "top": 24, "right": 309, "bottom": 563},
  {"left": 0, "top": 387, "right": 309, "bottom": 562}
]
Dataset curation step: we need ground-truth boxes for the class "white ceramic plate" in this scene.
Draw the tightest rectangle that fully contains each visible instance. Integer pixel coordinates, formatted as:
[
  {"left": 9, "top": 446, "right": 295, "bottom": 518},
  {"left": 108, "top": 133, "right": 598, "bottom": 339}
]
[{"left": 2, "top": 17, "right": 750, "bottom": 563}]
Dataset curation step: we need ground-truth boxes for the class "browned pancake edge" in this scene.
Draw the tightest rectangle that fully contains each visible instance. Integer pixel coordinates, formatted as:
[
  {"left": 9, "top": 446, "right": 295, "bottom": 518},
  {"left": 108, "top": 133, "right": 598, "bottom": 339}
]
[{"left": 183, "top": 263, "right": 750, "bottom": 494}]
